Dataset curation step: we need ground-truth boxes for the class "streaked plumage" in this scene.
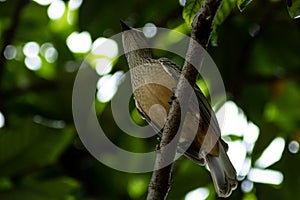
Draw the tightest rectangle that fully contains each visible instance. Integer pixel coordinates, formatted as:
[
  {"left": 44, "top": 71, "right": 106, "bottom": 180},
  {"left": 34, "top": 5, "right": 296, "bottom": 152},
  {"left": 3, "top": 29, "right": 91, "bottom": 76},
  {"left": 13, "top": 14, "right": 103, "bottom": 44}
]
[{"left": 121, "top": 20, "right": 237, "bottom": 197}]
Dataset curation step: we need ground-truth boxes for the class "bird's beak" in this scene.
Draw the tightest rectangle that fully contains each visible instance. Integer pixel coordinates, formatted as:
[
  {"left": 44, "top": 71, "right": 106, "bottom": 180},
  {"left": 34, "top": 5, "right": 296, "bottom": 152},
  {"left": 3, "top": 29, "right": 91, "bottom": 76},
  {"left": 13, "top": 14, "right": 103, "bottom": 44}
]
[{"left": 120, "top": 20, "right": 131, "bottom": 31}]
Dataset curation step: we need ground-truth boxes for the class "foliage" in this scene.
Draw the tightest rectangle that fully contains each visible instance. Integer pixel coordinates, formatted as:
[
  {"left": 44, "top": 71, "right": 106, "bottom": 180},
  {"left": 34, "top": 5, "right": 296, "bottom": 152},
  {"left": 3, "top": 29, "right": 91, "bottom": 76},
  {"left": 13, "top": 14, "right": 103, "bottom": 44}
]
[
  {"left": 0, "top": 0, "right": 300, "bottom": 199},
  {"left": 182, "top": 0, "right": 203, "bottom": 26},
  {"left": 287, "top": 0, "right": 300, "bottom": 19}
]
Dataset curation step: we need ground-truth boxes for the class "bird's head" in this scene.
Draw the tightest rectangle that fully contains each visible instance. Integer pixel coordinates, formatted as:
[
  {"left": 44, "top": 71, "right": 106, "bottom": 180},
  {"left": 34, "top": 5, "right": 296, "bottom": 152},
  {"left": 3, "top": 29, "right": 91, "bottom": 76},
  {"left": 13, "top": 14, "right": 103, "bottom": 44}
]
[{"left": 120, "top": 20, "right": 152, "bottom": 66}]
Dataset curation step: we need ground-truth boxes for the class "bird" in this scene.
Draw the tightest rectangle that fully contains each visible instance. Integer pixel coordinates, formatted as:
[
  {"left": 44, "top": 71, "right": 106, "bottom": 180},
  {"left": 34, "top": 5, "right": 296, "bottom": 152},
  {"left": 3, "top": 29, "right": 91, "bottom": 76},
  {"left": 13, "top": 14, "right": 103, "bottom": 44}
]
[{"left": 120, "top": 20, "right": 237, "bottom": 198}]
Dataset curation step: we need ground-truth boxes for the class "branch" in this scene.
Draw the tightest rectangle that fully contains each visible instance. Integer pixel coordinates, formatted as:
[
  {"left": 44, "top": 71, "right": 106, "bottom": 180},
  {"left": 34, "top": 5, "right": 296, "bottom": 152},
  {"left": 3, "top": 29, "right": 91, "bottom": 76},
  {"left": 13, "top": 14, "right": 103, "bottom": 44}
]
[
  {"left": 146, "top": 0, "right": 222, "bottom": 200},
  {"left": 0, "top": 0, "right": 30, "bottom": 84},
  {"left": 0, "top": 0, "right": 30, "bottom": 125}
]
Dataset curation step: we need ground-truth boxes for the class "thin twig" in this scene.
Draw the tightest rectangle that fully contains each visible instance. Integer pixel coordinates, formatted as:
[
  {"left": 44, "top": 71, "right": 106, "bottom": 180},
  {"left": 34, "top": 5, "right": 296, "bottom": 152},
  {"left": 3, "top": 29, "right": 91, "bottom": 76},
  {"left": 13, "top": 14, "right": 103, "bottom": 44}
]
[
  {"left": 0, "top": 0, "right": 30, "bottom": 125},
  {"left": 0, "top": 0, "right": 30, "bottom": 84},
  {"left": 146, "top": 0, "right": 222, "bottom": 200}
]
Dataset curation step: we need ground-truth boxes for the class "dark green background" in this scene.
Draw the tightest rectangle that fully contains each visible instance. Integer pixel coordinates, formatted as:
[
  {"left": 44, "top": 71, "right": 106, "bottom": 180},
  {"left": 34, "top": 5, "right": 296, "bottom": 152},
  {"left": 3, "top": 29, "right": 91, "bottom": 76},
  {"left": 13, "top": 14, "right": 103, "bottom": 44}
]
[{"left": 0, "top": 0, "right": 299, "bottom": 199}]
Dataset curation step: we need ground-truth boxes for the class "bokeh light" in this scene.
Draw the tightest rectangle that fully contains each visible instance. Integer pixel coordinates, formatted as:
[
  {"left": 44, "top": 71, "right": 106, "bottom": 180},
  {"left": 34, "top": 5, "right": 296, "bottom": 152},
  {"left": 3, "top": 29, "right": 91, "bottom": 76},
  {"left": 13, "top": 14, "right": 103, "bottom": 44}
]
[
  {"left": 23, "top": 41, "right": 39, "bottom": 57},
  {"left": 288, "top": 140, "right": 299, "bottom": 154},
  {"left": 47, "top": 0, "right": 65, "bottom": 20},
  {"left": 239, "top": 157, "right": 252, "bottom": 179},
  {"left": 248, "top": 168, "right": 283, "bottom": 185},
  {"left": 179, "top": 0, "right": 186, "bottom": 6},
  {"left": 22, "top": 42, "right": 42, "bottom": 70},
  {"left": 216, "top": 101, "right": 259, "bottom": 175},
  {"left": 45, "top": 47, "right": 58, "bottom": 63},
  {"left": 97, "top": 71, "right": 124, "bottom": 103},
  {"left": 227, "top": 140, "right": 247, "bottom": 174},
  {"left": 25, "top": 57, "right": 42, "bottom": 71},
  {"left": 185, "top": 187, "right": 209, "bottom": 200},
  {"left": 127, "top": 177, "right": 148, "bottom": 199},
  {"left": 241, "top": 179, "right": 253, "bottom": 193},
  {"left": 143, "top": 23, "right": 157, "bottom": 38},
  {"left": 40, "top": 43, "right": 58, "bottom": 63},
  {"left": 211, "top": 101, "right": 285, "bottom": 189},
  {"left": 255, "top": 137, "right": 285, "bottom": 169},
  {"left": 67, "top": 31, "right": 92, "bottom": 53},
  {"left": 4, "top": 45, "right": 17, "bottom": 60},
  {"left": 33, "top": 0, "right": 54, "bottom": 6},
  {"left": 95, "top": 58, "right": 113, "bottom": 75},
  {"left": 92, "top": 37, "right": 119, "bottom": 58},
  {"left": 0, "top": 112, "right": 5, "bottom": 128},
  {"left": 68, "top": 0, "right": 83, "bottom": 10}
]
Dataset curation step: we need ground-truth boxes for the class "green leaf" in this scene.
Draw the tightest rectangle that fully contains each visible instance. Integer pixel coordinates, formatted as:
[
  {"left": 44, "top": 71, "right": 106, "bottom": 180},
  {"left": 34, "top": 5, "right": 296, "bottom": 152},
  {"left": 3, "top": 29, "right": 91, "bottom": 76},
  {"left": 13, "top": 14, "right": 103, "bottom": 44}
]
[
  {"left": 287, "top": 0, "right": 300, "bottom": 19},
  {"left": 211, "top": 0, "right": 236, "bottom": 45},
  {"left": 182, "top": 0, "right": 204, "bottom": 26},
  {"left": 237, "top": 0, "right": 253, "bottom": 12},
  {"left": 0, "top": 118, "right": 74, "bottom": 176},
  {"left": 0, "top": 176, "right": 79, "bottom": 200}
]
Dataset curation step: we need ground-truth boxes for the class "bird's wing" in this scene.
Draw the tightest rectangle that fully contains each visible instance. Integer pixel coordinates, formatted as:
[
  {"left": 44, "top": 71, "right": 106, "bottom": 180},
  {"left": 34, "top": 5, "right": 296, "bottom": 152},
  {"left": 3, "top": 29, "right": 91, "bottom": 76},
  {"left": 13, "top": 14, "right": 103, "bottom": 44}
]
[
  {"left": 158, "top": 57, "right": 181, "bottom": 79},
  {"left": 135, "top": 99, "right": 163, "bottom": 134},
  {"left": 136, "top": 98, "right": 206, "bottom": 165},
  {"left": 158, "top": 57, "right": 222, "bottom": 140}
]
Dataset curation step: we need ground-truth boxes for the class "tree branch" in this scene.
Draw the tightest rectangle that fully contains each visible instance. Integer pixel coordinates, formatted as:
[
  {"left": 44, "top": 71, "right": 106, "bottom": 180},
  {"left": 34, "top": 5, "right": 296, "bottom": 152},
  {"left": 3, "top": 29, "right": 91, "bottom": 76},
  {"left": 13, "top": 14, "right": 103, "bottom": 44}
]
[
  {"left": 0, "top": 0, "right": 30, "bottom": 125},
  {"left": 0, "top": 0, "right": 30, "bottom": 85},
  {"left": 146, "top": 0, "right": 222, "bottom": 200}
]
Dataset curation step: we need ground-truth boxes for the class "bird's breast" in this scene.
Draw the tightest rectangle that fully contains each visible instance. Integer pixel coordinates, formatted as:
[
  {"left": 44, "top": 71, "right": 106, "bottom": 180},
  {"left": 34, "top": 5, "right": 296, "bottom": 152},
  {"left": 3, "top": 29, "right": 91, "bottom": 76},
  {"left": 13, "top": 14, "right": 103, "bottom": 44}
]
[{"left": 130, "top": 63, "right": 220, "bottom": 156}]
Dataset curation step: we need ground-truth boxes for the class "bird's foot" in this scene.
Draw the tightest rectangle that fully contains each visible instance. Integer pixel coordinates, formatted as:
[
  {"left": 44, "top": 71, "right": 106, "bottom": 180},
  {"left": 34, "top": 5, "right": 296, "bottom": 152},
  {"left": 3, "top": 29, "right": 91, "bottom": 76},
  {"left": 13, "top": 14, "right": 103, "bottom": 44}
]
[{"left": 168, "top": 92, "right": 177, "bottom": 105}]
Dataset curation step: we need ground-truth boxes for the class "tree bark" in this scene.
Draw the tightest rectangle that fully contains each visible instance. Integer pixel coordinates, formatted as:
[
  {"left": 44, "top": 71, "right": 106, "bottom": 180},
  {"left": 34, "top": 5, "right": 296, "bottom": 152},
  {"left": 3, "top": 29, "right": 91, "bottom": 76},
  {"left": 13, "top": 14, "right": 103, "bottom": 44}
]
[{"left": 146, "top": 0, "right": 222, "bottom": 199}]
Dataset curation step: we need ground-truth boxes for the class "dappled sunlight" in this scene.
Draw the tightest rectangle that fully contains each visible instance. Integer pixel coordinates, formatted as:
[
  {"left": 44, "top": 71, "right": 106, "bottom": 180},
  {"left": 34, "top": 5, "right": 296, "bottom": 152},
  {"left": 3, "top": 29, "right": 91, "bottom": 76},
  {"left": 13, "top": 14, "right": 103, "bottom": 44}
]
[
  {"left": 97, "top": 71, "right": 125, "bottom": 103},
  {"left": 216, "top": 101, "right": 259, "bottom": 176},
  {"left": 241, "top": 179, "right": 253, "bottom": 193},
  {"left": 95, "top": 58, "right": 113, "bottom": 75},
  {"left": 21, "top": 41, "right": 58, "bottom": 71},
  {"left": 218, "top": 101, "right": 248, "bottom": 138},
  {"left": 255, "top": 137, "right": 285, "bottom": 168},
  {"left": 179, "top": 0, "right": 186, "bottom": 6},
  {"left": 0, "top": 0, "right": 298, "bottom": 199},
  {"left": 23, "top": 41, "right": 39, "bottom": 57},
  {"left": 33, "top": 0, "right": 54, "bottom": 6},
  {"left": 68, "top": 0, "right": 83, "bottom": 10},
  {"left": 66, "top": 31, "right": 92, "bottom": 53},
  {"left": 40, "top": 43, "right": 58, "bottom": 63},
  {"left": 47, "top": 0, "right": 65, "bottom": 20},
  {"left": 243, "top": 122, "right": 260, "bottom": 152},
  {"left": 239, "top": 157, "right": 252, "bottom": 179},
  {"left": 227, "top": 140, "right": 247, "bottom": 175},
  {"left": 143, "top": 23, "right": 157, "bottom": 38},
  {"left": 3, "top": 45, "right": 17, "bottom": 60},
  {"left": 25, "top": 57, "right": 42, "bottom": 71},
  {"left": 23, "top": 41, "right": 42, "bottom": 70},
  {"left": 248, "top": 168, "right": 283, "bottom": 185},
  {"left": 0, "top": 112, "right": 4, "bottom": 128},
  {"left": 214, "top": 101, "right": 285, "bottom": 189},
  {"left": 219, "top": 101, "right": 289, "bottom": 187},
  {"left": 185, "top": 187, "right": 209, "bottom": 200},
  {"left": 92, "top": 37, "right": 119, "bottom": 58},
  {"left": 90, "top": 37, "right": 119, "bottom": 75},
  {"left": 288, "top": 140, "right": 299, "bottom": 154}
]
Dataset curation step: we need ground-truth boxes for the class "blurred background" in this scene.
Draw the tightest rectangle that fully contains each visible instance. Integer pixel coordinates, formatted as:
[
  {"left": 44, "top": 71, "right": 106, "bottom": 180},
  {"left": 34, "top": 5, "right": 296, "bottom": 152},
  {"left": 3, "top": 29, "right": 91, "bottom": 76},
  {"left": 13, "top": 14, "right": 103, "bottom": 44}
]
[{"left": 0, "top": 0, "right": 300, "bottom": 199}]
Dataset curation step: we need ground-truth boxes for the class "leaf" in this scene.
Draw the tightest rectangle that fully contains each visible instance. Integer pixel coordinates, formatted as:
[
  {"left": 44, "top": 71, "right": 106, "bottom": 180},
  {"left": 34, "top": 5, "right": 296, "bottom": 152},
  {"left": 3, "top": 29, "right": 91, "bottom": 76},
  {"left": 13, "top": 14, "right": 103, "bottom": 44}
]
[
  {"left": 182, "top": 0, "right": 204, "bottom": 26},
  {"left": 237, "top": 0, "right": 253, "bottom": 12},
  {"left": 0, "top": 176, "right": 79, "bottom": 200},
  {"left": 287, "top": 0, "right": 300, "bottom": 19},
  {"left": 0, "top": 118, "right": 74, "bottom": 176},
  {"left": 211, "top": 0, "right": 236, "bottom": 45}
]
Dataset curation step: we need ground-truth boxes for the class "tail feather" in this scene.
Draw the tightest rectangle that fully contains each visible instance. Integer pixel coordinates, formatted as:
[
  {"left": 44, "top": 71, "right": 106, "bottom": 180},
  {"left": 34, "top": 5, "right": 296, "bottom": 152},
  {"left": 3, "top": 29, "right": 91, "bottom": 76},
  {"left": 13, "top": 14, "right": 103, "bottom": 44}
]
[{"left": 206, "top": 142, "right": 238, "bottom": 198}]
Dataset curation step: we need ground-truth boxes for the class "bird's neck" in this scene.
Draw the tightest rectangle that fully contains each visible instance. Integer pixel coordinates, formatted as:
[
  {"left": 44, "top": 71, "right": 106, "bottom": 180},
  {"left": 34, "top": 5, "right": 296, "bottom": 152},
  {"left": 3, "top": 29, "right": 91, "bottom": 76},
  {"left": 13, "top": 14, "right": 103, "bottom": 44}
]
[{"left": 125, "top": 48, "right": 153, "bottom": 68}]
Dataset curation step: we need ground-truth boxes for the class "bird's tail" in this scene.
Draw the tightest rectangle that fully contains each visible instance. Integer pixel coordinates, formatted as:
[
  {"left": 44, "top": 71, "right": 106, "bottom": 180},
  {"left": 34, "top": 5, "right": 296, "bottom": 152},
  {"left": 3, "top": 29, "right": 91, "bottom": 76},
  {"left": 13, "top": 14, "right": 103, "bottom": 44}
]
[{"left": 206, "top": 142, "right": 238, "bottom": 198}]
